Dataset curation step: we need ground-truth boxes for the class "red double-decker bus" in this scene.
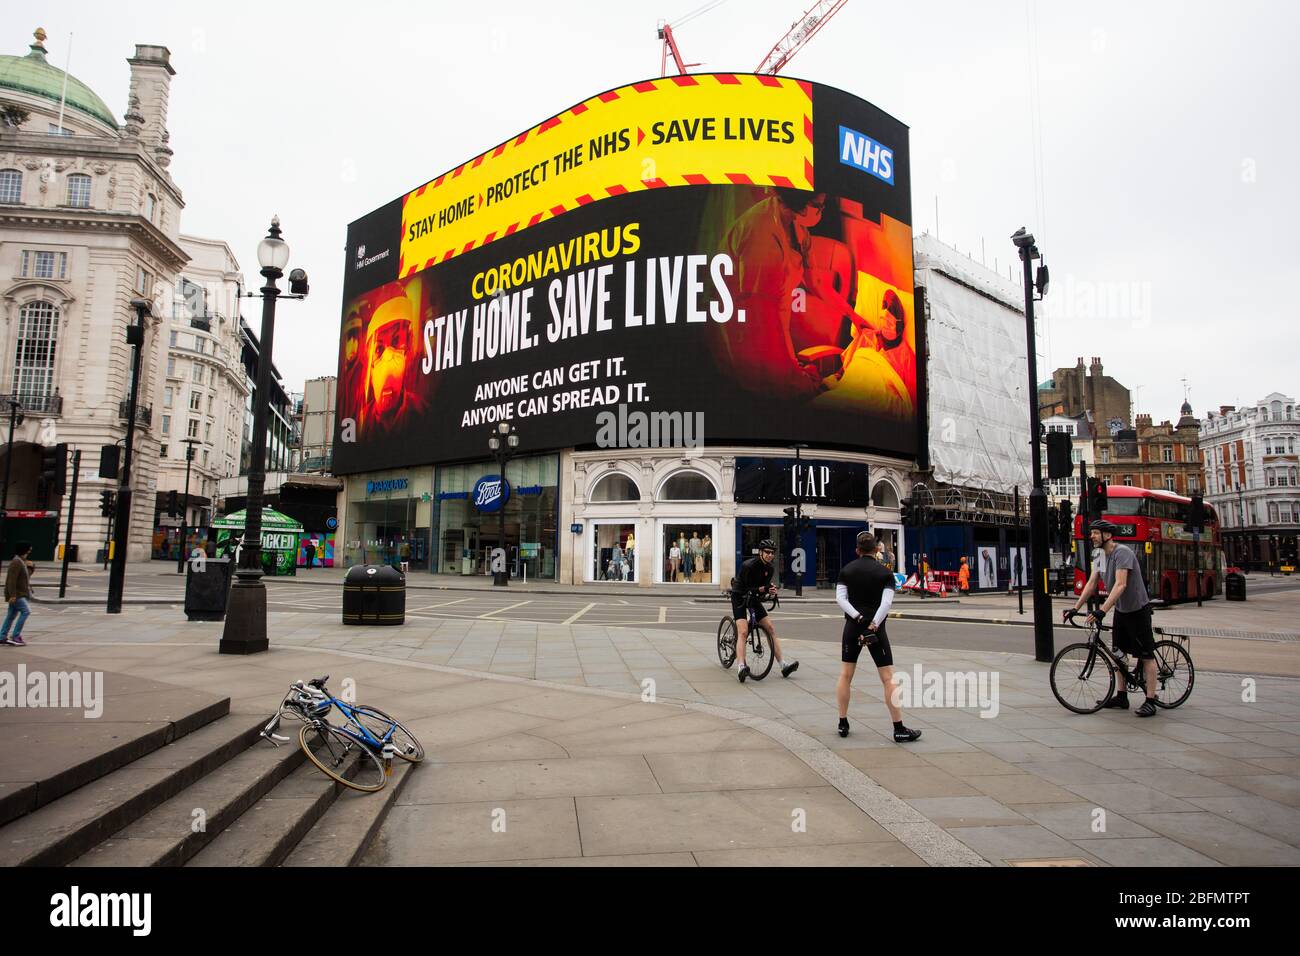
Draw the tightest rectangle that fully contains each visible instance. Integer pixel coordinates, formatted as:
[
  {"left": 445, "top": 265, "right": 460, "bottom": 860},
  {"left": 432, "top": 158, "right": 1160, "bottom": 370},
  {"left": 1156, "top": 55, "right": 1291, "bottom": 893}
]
[{"left": 1072, "top": 486, "right": 1223, "bottom": 603}]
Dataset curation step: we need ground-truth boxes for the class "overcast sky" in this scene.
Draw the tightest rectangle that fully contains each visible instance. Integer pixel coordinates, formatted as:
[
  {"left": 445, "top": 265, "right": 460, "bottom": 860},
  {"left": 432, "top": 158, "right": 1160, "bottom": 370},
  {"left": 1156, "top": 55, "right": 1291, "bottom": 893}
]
[{"left": 12, "top": 0, "right": 1298, "bottom": 421}]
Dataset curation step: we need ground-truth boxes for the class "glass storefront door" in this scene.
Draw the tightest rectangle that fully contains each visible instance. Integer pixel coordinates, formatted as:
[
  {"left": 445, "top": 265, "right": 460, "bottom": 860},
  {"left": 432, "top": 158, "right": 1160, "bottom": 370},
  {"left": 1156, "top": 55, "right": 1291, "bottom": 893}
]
[
  {"left": 344, "top": 469, "right": 432, "bottom": 570},
  {"left": 592, "top": 522, "right": 636, "bottom": 581}
]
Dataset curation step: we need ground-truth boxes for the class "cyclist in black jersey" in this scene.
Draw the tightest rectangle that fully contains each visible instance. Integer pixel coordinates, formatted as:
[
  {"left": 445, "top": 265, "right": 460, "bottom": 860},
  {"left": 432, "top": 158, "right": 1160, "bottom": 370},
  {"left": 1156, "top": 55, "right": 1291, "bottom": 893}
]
[{"left": 733, "top": 540, "right": 799, "bottom": 682}]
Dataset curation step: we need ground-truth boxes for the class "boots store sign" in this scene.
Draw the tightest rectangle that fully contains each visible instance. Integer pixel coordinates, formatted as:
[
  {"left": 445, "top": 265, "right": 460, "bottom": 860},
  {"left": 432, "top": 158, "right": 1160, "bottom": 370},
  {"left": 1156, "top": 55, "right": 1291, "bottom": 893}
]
[
  {"left": 734, "top": 457, "right": 869, "bottom": 507},
  {"left": 472, "top": 475, "right": 510, "bottom": 513}
]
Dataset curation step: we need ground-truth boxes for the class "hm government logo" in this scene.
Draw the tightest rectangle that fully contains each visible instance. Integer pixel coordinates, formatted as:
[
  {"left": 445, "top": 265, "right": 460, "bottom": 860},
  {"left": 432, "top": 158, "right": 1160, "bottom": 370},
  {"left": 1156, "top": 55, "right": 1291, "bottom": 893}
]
[{"left": 354, "top": 244, "right": 391, "bottom": 270}]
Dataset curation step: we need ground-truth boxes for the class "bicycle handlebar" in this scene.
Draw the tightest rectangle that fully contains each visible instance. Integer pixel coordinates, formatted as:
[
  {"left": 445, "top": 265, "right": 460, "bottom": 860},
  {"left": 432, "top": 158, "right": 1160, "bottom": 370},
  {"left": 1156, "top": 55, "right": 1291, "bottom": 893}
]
[{"left": 1062, "top": 608, "right": 1110, "bottom": 631}]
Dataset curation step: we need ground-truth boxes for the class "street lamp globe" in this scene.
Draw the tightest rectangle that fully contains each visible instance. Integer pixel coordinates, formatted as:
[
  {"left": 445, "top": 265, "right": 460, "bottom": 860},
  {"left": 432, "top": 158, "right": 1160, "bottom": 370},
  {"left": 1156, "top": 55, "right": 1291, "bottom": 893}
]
[
  {"left": 488, "top": 435, "right": 501, "bottom": 452},
  {"left": 257, "top": 217, "right": 290, "bottom": 272},
  {"left": 507, "top": 433, "right": 520, "bottom": 449},
  {"left": 497, "top": 421, "right": 511, "bottom": 435}
]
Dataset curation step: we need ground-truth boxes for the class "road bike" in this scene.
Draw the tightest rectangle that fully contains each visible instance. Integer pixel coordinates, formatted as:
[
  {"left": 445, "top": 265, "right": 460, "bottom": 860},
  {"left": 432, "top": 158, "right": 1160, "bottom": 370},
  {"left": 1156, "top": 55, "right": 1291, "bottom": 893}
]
[
  {"left": 260, "top": 675, "right": 424, "bottom": 792},
  {"left": 717, "top": 588, "right": 779, "bottom": 680},
  {"left": 1049, "top": 610, "right": 1194, "bottom": 714}
]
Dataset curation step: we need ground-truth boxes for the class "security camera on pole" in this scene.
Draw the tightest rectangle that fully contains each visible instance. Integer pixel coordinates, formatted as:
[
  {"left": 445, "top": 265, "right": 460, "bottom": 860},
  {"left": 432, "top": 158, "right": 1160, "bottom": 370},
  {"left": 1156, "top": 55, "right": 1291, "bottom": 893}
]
[{"left": 1011, "top": 227, "right": 1054, "bottom": 662}]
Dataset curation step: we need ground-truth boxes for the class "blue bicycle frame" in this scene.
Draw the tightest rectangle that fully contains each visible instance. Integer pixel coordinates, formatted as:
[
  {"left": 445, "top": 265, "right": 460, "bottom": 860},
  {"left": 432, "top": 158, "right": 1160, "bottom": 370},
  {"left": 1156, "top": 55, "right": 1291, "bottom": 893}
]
[{"left": 317, "top": 696, "right": 397, "bottom": 752}]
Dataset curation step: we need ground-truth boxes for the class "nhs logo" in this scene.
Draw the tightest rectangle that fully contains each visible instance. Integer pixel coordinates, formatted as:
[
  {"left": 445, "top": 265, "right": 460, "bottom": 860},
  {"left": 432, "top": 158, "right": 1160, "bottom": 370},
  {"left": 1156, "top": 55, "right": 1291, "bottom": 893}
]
[{"left": 838, "top": 126, "right": 895, "bottom": 185}]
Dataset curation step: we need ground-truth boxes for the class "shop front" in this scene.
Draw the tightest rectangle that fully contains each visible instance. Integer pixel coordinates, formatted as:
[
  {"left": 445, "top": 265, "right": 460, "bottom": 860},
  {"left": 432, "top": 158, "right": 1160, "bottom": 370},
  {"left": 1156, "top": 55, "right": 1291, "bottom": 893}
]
[
  {"left": 432, "top": 454, "right": 559, "bottom": 580},
  {"left": 342, "top": 470, "right": 433, "bottom": 570}
]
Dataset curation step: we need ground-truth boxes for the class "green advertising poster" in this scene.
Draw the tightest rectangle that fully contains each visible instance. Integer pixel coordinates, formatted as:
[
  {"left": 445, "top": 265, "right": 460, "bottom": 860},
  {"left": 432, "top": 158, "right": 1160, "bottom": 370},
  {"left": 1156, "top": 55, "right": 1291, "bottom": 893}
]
[{"left": 212, "top": 508, "right": 304, "bottom": 577}]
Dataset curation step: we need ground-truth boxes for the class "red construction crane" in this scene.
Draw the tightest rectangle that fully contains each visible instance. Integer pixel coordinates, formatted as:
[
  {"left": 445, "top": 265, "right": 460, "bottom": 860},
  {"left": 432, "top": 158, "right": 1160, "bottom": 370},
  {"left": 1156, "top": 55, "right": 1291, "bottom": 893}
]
[
  {"left": 658, "top": 1, "right": 849, "bottom": 77},
  {"left": 755, "top": 0, "right": 849, "bottom": 74}
]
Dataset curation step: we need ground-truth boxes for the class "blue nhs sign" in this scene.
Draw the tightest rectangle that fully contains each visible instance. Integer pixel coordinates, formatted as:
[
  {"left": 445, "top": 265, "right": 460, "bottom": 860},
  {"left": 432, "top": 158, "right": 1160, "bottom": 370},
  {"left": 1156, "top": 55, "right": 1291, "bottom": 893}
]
[{"left": 838, "top": 126, "right": 895, "bottom": 185}]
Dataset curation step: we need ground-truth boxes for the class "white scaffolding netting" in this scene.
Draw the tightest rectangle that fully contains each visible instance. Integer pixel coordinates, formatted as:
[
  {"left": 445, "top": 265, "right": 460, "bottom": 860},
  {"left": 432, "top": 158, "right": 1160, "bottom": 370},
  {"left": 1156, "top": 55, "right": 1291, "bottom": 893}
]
[{"left": 916, "top": 235, "right": 1033, "bottom": 496}]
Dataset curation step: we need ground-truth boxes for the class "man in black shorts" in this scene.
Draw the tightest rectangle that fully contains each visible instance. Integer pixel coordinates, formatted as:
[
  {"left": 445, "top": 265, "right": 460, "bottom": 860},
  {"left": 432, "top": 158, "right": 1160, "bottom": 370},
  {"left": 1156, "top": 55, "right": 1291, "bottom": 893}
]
[
  {"left": 733, "top": 539, "right": 799, "bottom": 682},
  {"left": 1066, "top": 519, "right": 1160, "bottom": 717},
  {"left": 835, "top": 531, "right": 921, "bottom": 741}
]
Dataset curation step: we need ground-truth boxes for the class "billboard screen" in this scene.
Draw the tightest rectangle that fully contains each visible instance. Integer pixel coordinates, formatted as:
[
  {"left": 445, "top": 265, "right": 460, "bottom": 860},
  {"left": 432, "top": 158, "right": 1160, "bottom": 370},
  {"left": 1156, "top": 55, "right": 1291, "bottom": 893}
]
[{"left": 335, "top": 75, "right": 917, "bottom": 473}]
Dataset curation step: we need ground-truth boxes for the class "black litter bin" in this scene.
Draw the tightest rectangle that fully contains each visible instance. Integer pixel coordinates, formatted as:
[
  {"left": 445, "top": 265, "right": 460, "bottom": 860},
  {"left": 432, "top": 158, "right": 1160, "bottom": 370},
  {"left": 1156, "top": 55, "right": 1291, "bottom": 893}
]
[
  {"left": 342, "top": 564, "right": 405, "bottom": 625},
  {"left": 185, "top": 557, "right": 233, "bottom": 621},
  {"left": 1225, "top": 572, "right": 1246, "bottom": 602}
]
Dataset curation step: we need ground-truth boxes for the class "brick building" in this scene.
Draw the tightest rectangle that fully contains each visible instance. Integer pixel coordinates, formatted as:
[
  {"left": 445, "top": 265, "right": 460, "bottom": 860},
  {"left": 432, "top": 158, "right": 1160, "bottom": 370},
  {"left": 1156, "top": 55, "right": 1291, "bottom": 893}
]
[{"left": 1093, "top": 401, "right": 1204, "bottom": 496}]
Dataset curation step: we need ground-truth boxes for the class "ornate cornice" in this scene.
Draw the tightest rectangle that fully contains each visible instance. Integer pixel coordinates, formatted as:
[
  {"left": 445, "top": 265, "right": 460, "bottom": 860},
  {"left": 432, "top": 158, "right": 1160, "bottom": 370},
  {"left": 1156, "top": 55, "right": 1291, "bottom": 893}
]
[{"left": 0, "top": 206, "right": 189, "bottom": 268}]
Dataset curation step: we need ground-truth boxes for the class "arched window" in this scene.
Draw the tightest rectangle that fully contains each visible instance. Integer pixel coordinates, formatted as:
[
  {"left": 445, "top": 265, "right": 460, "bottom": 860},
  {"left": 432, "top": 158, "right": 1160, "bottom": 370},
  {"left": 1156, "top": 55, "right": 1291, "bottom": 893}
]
[
  {"left": 66, "top": 173, "right": 91, "bottom": 208},
  {"left": 591, "top": 472, "right": 640, "bottom": 502},
  {"left": 870, "top": 480, "right": 900, "bottom": 509},
  {"left": 0, "top": 168, "right": 21, "bottom": 204},
  {"left": 659, "top": 471, "right": 717, "bottom": 501},
  {"left": 14, "top": 301, "right": 60, "bottom": 396}
]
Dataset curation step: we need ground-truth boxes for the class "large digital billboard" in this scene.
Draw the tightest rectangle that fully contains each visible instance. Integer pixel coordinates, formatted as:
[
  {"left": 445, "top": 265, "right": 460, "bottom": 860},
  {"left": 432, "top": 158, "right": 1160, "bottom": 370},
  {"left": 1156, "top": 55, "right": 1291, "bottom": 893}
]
[{"left": 335, "top": 75, "right": 917, "bottom": 473}]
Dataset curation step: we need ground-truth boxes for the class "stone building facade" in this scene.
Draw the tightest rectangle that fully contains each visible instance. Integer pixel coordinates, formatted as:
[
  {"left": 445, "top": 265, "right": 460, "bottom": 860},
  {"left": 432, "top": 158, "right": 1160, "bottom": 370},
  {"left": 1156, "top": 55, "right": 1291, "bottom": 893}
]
[
  {"left": 1093, "top": 402, "right": 1204, "bottom": 497},
  {"left": 1, "top": 30, "right": 185, "bottom": 559},
  {"left": 1039, "top": 356, "right": 1132, "bottom": 432}
]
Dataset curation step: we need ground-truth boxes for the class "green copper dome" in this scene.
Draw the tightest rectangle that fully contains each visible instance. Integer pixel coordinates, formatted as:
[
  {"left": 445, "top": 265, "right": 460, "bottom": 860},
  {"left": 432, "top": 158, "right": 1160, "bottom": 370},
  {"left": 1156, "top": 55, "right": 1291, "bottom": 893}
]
[{"left": 0, "top": 29, "right": 118, "bottom": 130}]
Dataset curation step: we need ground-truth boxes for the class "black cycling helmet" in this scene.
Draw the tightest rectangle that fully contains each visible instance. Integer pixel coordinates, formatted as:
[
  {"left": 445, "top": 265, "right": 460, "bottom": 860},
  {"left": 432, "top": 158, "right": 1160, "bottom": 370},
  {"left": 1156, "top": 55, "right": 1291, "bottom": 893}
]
[
  {"left": 757, "top": 539, "right": 777, "bottom": 552},
  {"left": 1089, "top": 519, "right": 1119, "bottom": 535}
]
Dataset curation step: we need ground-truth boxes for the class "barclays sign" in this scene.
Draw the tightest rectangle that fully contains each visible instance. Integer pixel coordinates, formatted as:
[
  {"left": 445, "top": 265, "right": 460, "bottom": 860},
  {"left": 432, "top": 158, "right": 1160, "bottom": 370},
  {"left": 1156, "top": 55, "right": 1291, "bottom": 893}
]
[
  {"left": 472, "top": 475, "right": 510, "bottom": 513},
  {"left": 366, "top": 477, "right": 409, "bottom": 496}
]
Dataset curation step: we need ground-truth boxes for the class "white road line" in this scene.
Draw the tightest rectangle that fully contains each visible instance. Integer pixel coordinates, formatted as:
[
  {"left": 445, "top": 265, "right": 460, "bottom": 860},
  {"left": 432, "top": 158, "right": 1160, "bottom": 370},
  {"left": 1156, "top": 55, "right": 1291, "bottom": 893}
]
[
  {"left": 658, "top": 606, "right": 667, "bottom": 623},
  {"left": 407, "top": 597, "right": 475, "bottom": 612},
  {"left": 561, "top": 602, "right": 598, "bottom": 625},
  {"left": 478, "top": 600, "right": 533, "bottom": 619}
]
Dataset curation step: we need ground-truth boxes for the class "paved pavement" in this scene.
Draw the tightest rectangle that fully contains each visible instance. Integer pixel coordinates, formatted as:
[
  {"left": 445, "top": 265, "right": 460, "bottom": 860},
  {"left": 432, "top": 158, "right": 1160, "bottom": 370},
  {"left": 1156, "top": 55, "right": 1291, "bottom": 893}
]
[{"left": 8, "top": 597, "right": 1300, "bottom": 866}]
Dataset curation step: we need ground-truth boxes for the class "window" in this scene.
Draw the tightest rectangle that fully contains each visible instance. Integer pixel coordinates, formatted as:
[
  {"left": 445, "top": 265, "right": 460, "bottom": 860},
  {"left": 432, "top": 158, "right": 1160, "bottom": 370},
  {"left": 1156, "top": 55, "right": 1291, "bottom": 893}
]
[
  {"left": 662, "top": 523, "right": 714, "bottom": 584},
  {"left": 187, "top": 419, "right": 199, "bottom": 438},
  {"left": 1188, "top": 475, "right": 1199, "bottom": 492},
  {"left": 1123, "top": 475, "right": 1133, "bottom": 486},
  {"left": 592, "top": 523, "right": 637, "bottom": 581},
  {"left": 145, "top": 193, "right": 156, "bottom": 222},
  {"left": 1163, "top": 446, "right": 1173, "bottom": 463},
  {"left": 658, "top": 471, "right": 717, "bottom": 501},
  {"left": 590, "top": 473, "right": 641, "bottom": 502},
  {"left": 167, "top": 356, "right": 176, "bottom": 376},
  {"left": 0, "top": 169, "right": 21, "bottom": 204},
  {"left": 65, "top": 174, "right": 91, "bottom": 208},
  {"left": 1165, "top": 475, "right": 1176, "bottom": 492},
  {"left": 204, "top": 422, "right": 212, "bottom": 441},
  {"left": 161, "top": 415, "right": 171, "bottom": 436},
  {"left": 207, "top": 395, "right": 214, "bottom": 415},
  {"left": 1101, "top": 449, "right": 1111, "bottom": 464},
  {"left": 190, "top": 391, "right": 202, "bottom": 410},
  {"left": 48, "top": 123, "right": 73, "bottom": 137},
  {"left": 163, "top": 387, "right": 173, "bottom": 408},
  {"left": 160, "top": 444, "right": 168, "bottom": 458},
  {"left": 136, "top": 267, "right": 152, "bottom": 295},
  {"left": 169, "top": 330, "right": 178, "bottom": 346},
  {"left": 193, "top": 364, "right": 203, "bottom": 384},
  {"left": 13, "top": 301, "right": 59, "bottom": 396}
]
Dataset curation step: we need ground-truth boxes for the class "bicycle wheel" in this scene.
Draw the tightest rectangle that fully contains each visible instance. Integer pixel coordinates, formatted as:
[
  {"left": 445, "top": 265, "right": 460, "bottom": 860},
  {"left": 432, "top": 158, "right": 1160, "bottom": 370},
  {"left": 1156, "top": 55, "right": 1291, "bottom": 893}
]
[
  {"left": 299, "top": 722, "right": 386, "bottom": 792},
  {"left": 745, "top": 627, "right": 776, "bottom": 681},
  {"left": 1050, "top": 643, "right": 1115, "bottom": 714},
  {"left": 717, "top": 616, "right": 737, "bottom": 669},
  {"left": 351, "top": 705, "right": 425, "bottom": 762},
  {"left": 1152, "top": 640, "right": 1194, "bottom": 709}
]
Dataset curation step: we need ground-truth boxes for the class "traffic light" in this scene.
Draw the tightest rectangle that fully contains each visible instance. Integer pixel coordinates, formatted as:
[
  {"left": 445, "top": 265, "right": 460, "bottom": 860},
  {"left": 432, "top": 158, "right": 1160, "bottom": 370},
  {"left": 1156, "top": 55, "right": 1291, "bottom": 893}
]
[
  {"left": 99, "top": 444, "right": 120, "bottom": 480},
  {"left": 1058, "top": 499, "right": 1074, "bottom": 551},
  {"left": 1047, "top": 503, "right": 1058, "bottom": 545},
  {"left": 1087, "top": 477, "right": 1108, "bottom": 517},
  {"left": 782, "top": 506, "right": 797, "bottom": 543},
  {"left": 39, "top": 443, "right": 68, "bottom": 497},
  {"left": 167, "top": 489, "right": 179, "bottom": 516},
  {"left": 900, "top": 497, "right": 914, "bottom": 525},
  {"left": 1186, "top": 493, "right": 1205, "bottom": 534},
  {"left": 100, "top": 490, "right": 115, "bottom": 517},
  {"left": 1045, "top": 431, "right": 1073, "bottom": 480}
]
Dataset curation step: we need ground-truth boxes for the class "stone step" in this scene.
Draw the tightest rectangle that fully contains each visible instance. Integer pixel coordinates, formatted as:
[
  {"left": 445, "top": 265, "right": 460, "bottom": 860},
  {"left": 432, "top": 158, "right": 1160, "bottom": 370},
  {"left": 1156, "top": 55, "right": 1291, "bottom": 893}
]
[
  {"left": 281, "top": 760, "right": 415, "bottom": 867},
  {"left": 69, "top": 731, "right": 306, "bottom": 867},
  {"left": 186, "top": 762, "right": 340, "bottom": 867},
  {"left": 0, "top": 668, "right": 230, "bottom": 828},
  {"left": 0, "top": 712, "right": 262, "bottom": 867}
]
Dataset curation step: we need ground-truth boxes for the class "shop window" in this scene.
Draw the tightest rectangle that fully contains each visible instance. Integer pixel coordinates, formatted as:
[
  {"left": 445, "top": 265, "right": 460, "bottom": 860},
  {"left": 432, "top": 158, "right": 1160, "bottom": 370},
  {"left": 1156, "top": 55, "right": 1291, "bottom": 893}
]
[
  {"left": 592, "top": 523, "right": 636, "bottom": 581},
  {"left": 662, "top": 524, "right": 713, "bottom": 583},
  {"left": 591, "top": 472, "right": 640, "bottom": 502},
  {"left": 659, "top": 471, "right": 716, "bottom": 501}
]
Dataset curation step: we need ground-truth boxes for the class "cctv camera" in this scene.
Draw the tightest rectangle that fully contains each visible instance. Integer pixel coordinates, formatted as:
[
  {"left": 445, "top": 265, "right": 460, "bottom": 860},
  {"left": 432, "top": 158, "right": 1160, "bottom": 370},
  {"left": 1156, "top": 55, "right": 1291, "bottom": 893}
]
[
  {"left": 1010, "top": 227, "right": 1035, "bottom": 249},
  {"left": 289, "top": 268, "right": 309, "bottom": 296}
]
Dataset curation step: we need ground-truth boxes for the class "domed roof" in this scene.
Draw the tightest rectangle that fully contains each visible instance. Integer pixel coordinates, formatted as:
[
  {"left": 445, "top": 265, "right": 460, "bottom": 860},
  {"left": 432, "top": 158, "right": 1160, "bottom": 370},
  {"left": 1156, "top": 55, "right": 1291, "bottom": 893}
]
[
  {"left": 0, "top": 29, "right": 118, "bottom": 130},
  {"left": 1180, "top": 399, "right": 1194, "bottom": 416}
]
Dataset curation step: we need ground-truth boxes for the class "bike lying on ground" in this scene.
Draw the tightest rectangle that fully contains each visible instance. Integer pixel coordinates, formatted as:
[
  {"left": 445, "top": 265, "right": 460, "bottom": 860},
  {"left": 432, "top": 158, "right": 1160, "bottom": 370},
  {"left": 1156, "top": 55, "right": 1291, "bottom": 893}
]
[
  {"left": 260, "top": 675, "right": 424, "bottom": 792},
  {"left": 1049, "top": 610, "right": 1194, "bottom": 714},
  {"left": 717, "top": 589, "right": 779, "bottom": 680}
]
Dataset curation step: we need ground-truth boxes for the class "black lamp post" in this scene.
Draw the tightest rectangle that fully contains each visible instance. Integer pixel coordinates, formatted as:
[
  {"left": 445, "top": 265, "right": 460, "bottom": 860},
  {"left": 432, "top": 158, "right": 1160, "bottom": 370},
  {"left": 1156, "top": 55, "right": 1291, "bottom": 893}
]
[
  {"left": 220, "top": 217, "right": 307, "bottom": 654},
  {"left": 107, "top": 297, "right": 151, "bottom": 614},
  {"left": 488, "top": 421, "right": 519, "bottom": 586},
  {"left": 1011, "top": 227, "right": 1054, "bottom": 662},
  {"left": 176, "top": 437, "right": 199, "bottom": 573}
]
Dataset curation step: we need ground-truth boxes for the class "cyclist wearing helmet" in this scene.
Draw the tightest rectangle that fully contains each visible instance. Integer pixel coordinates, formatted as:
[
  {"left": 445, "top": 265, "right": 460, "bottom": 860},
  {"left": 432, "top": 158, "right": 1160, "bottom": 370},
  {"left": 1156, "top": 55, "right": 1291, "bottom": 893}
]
[
  {"left": 733, "top": 539, "right": 799, "bottom": 682},
  {"left": 1067, "top": 519, "right": 1159, "bottom": 717}
]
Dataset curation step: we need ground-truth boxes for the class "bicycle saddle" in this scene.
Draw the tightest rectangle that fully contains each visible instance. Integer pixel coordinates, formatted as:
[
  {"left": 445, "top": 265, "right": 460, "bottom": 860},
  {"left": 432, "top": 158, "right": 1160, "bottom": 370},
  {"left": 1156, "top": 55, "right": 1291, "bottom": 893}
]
[{"left": 308, "top": 675, "right": 329, "bottom": 689}]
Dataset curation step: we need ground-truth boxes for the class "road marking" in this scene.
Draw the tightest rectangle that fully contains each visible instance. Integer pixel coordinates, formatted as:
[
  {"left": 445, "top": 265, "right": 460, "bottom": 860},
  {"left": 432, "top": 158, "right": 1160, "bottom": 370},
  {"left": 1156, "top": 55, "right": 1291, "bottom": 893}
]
[
  {"left": 407, "top": 597, "right": 475, "bottom": 612},
  {"left": 561, "top": 602, "right": 598, "bottom": 625},
  {"left": 478, "top": 600, "right": 533, "bottom": 619},
  {"left": 658, "top": 606, "right": 667, "bottom": 623}
]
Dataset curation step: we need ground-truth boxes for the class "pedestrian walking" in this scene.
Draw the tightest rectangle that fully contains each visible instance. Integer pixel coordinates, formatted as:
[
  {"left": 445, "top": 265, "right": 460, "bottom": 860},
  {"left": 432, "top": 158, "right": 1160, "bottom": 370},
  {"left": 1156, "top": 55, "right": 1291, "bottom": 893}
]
[
  {"left": 958, "top": 556, "right": 970, "bottom": 593},
  {"left": 1, "top": 542, "right": 35, "bottom": 646}
]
